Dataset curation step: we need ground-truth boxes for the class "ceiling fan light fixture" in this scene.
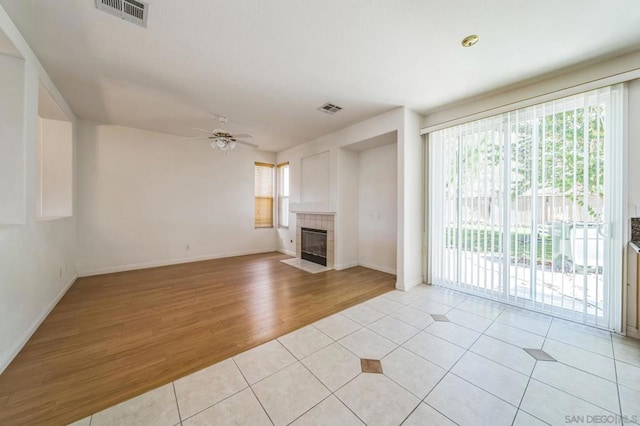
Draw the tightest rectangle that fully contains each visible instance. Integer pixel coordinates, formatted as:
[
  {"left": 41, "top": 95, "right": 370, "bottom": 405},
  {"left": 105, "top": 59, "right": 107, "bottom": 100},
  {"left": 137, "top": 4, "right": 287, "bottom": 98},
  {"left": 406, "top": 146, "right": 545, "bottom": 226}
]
[{"left": 461, "top": 34, "right": 479, "bottom": 47}]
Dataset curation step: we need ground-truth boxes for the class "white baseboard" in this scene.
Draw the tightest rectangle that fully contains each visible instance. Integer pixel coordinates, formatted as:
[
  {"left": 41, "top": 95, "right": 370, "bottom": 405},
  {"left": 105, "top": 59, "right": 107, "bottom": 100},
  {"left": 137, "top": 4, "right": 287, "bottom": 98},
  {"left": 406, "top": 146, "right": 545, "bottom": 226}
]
[
  {"left": 277, "top": 248, "right": 296, "bottom": 257},
  {"left": 0, "top": 273, "right": 78, "bottom": 374},
  {"left": 357, "top": 261, "right": 397, "bottom": 275},
  {"left": 334, "top": 261, "right": 359, "bottom": 271},
  {"left": 78, "top": 248, "right": 277, "bottom": 277},
  {"left": 626, "top": 326, "right": 640, "bottom": 340}
]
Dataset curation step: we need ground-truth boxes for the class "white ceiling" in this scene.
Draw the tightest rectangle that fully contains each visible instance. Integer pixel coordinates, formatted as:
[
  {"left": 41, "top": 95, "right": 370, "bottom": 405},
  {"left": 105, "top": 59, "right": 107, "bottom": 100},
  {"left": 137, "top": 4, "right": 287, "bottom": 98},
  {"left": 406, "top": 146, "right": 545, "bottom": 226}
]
[{"left": 1, "top": 0, "right": 639, "bottom": 151}]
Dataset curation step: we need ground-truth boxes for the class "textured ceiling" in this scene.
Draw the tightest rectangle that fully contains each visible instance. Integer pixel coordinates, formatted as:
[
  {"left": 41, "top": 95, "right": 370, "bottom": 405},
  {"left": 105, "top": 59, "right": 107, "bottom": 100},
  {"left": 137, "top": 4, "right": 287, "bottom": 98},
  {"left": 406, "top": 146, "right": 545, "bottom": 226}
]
[{"left": 1, "top": 0, "right": 639, "bottom": 151}]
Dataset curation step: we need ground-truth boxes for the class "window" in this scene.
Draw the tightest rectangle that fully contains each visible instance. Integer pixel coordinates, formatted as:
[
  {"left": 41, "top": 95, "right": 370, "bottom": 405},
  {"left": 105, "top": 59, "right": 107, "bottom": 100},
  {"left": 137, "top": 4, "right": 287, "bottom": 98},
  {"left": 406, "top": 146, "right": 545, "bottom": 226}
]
[
  {"left": 428, "top": 85, "right": 625, "bottom": 330},
  {"left": 255, "top": 162, "right": 274, "bottom": 228},
  {"left": 277, "top": 162, "right": 290, "bottom": 228}
]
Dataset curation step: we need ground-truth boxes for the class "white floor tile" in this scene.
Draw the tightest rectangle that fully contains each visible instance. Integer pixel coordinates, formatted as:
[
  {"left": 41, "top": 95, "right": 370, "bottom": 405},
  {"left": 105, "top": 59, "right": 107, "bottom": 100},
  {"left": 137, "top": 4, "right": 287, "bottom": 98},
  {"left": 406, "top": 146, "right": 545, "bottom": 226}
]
[
  {"left": 402, "top": 332, "right": 465, "bottom": 369},
  {"left": 335, "top": 373, "right": 420, "bottom": 426},
  {"left": 233, "top": 340, "right": 296, "bottom": 384},
  {"left": 521, "top": 380, "right": 616, "bottom": 426},
  {"left": 512, "top": 410, "right": 549, "bottom": 426},
  {"left": 485, "top": 322, "right": 545, "bottom": 349},
  {"left": 402, "top": 403, "right": 456, "bottom": 426},
  {"left": 174, "top": 358, "right": 248, "bottom": 419},
  {"left": 408, "top": 299, "right": 453, "bottom": 315},
  {"left": 252, "top": 363, "right": 330, "bottom": 426},
  {"left": 619, "top": 384, "right": 640, "bottom": 424},
  {"left": 278, "top": 325, "right": 333, "bottom": 359},
  {"left": 456, "top": 298, "right": 505, "bottom": 320},
  {"left": 469, "top": 335, "right": 535, "bottom": 375},
  {"left": 367, "top": 316, "right": 420, "bottom": 345},
  {"left": 424, "top": 321, "right": 481, "bottom": 349},
  {"left": 339, "top": 328, "right": 397, "bottom": 360},
  {"left": 451, "top": 352, "right": 529, "bottom": 406},
  {"left": 341, "top": 305, "right": 386, "bottom": 326},
  {"left": 381, "top": 347, "right": 446, "bottom": 398},
  {"left": 313, "top": 314, "right": 361, "bottom": 340},
  {"left": 546, "top": 322, "right": 613, "bottom": 357},
  {"left": 553, "top": 317, "right": 613, "bottom": 339},
  {"left": 382, "top": 290, "right": 423, "bottom": 305},
  {"left": 301, "top": 343, "right": 361, "bottom": 392},
  {"left": 425, "top": 373, "right": 517, "bottom": 426},
  {"left": 421, "top": 289, "right": 467, "bottom": 308},
  {"left": 532, "top": 362, "right": 620, "bottom": 414},
  {"left": 182, "top": 388, "right": 271, "bottom": 426},
  {"left": 364, "top": 295, "right": 404, "bottom": 314},
  {"left": 444, "top": 308, "right": 493, "bottom": 333},
  {"left": 388, "top": 306, "right": 435, "bottom": 329},
  {"left": 67, "top": 417, "right": 91, "bottom": 426},
  {"left": 542, "top": 339, "right": 616, "bottom": 381},
  {"left": 495, "top": 308, "right": 552, "bottom": 336},
  {"left": 91, "top": 384, "right": 180, "bottom": 426},
  {"left": 617, "top": 360, "right": 640, "bottom": 392},
  {"left": 614, "top": 338, "right": 640, "bottom": 367},
  {"left": 290, "top": 395, "right": 363, "bottom": 426}
]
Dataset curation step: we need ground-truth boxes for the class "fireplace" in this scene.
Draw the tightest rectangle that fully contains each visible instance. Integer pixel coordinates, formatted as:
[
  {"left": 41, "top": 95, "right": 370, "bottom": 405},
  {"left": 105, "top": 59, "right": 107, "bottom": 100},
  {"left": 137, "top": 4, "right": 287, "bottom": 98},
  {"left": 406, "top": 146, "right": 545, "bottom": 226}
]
[{"left": 301, "top": 228, "right": 328, "bottom": 266}]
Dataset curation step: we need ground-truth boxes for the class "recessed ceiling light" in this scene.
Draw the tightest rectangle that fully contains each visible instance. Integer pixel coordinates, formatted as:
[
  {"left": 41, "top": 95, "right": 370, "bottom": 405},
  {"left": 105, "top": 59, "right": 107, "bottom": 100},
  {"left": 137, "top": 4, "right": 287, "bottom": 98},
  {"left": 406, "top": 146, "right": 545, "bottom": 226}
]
[{"left": 461, "top": 34, "right": 479, "bottom": 48}]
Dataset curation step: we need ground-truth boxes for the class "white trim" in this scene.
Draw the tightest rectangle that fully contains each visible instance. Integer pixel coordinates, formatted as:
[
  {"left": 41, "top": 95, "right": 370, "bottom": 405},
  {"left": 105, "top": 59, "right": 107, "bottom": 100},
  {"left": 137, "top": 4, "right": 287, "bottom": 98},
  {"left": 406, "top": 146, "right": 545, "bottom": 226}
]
[
  {"left": 358, "top": 261, "right": 397, "bottom": 275},
  {"left": 78, "top": 249, "right": 277, "bottom": 277},
  {"left": 396, "top": 277, "right": 424, "bottom": 292},
  {"left": 0, "top": 273, "right": 78, "bottom": 374},
  {"left": 626, "top": 327, "right": 640, "bottom": 340},
  {"left": 421, "top": 69, "right": 640, "bottom": 135},
  {"left": 278, "top": 248, "right": 296, "bottom": 257},
  {"left": 334, "top": 261, "right": 359, "bottom": 271}
]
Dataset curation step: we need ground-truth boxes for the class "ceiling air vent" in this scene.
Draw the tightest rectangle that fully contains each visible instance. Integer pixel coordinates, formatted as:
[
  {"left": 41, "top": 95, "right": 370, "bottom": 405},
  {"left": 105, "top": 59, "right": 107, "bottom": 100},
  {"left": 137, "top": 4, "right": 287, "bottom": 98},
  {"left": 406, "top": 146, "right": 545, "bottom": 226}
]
[
  {"left": 96, "top": 0, "right": 148, "bottom": 28},
  {"left": 318, "top": 103, "right": 343, "bottom": 115}
]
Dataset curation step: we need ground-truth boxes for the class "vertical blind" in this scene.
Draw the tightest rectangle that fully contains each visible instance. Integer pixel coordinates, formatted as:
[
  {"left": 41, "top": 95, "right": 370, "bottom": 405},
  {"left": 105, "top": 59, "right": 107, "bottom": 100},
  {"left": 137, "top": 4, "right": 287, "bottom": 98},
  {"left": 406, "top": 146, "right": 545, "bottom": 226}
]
[
  {"left": 255, "top": 162, "right": 274, "bottom": 228},
  {"left": 428, "top": 84, "right": 624, "bottom": 330}
]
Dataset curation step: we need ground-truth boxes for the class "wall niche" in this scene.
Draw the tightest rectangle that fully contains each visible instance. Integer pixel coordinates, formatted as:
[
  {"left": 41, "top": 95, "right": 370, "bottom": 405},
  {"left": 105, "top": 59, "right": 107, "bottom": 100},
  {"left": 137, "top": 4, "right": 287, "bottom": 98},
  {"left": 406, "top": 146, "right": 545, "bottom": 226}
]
[{"left": 37, "top": 83, "right": 73, "bottom": 220}]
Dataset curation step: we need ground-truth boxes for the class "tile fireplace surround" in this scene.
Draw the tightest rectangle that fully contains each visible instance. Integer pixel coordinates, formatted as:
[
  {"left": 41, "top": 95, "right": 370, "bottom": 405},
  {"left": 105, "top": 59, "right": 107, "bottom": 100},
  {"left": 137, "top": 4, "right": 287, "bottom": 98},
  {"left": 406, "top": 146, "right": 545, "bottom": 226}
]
[{"left": 296, "top": 213, "right": 335, "bottom": 269}]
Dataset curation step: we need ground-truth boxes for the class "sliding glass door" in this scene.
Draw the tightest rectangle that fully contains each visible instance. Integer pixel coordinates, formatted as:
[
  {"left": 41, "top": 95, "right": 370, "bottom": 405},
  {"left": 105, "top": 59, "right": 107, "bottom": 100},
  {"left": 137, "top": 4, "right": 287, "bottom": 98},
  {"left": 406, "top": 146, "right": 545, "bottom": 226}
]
[{"left": 428, "top": 85, "right": 624, "bottom": 330}]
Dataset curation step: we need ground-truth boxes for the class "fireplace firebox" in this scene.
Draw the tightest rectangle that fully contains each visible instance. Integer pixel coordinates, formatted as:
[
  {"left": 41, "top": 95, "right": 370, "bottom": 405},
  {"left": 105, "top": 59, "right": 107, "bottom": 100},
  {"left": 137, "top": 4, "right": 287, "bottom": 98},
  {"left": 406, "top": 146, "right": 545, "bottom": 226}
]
[{"left": 301, "top": 227, "right": 327, "bottom": 266}]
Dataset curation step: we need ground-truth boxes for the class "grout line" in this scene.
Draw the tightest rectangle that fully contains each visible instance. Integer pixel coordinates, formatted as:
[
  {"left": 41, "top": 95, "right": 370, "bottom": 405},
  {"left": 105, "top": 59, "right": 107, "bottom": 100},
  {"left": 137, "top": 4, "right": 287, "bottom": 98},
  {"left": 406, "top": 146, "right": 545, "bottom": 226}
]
[
  {"left": 611, "top": 333, "right": 625, "bottom": 420},
  {"left": 171, "top": 382, "right": 182, "bottom": 423},
  {"left": 230, "top": 358, "right": 275, "bottom": 426}
]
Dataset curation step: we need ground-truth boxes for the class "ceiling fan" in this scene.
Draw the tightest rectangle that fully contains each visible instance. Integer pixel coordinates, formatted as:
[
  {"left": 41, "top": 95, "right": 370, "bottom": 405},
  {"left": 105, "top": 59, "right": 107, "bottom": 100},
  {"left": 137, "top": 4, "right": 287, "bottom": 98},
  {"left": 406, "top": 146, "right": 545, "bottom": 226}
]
[{"left": 185, "top": 116, "right": 258, "bottom": 153}]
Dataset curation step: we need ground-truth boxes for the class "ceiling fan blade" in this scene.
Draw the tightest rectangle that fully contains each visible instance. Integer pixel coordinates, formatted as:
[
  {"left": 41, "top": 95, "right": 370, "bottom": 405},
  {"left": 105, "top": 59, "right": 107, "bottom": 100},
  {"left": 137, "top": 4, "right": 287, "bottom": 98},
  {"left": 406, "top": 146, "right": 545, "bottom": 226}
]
[
  {"left": 191, "top": 127, "right": 213, "bottom": 134},
  {"left": 181, "top": 136, "right": 211, "bottom": 140},
  {"left": 232, "top": 133, "right": 253, "bottom": 139},
  {"left": 235, "top": 140, "right": 259, "bottom": 148}
]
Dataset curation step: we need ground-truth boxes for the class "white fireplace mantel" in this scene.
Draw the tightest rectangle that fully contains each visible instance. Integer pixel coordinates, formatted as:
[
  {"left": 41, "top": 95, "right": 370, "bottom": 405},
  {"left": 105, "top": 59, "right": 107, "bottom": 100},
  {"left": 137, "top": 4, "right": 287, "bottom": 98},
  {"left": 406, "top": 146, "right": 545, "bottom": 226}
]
[{"left": 289, "top": 202, "right": 336, "bottom": 215}]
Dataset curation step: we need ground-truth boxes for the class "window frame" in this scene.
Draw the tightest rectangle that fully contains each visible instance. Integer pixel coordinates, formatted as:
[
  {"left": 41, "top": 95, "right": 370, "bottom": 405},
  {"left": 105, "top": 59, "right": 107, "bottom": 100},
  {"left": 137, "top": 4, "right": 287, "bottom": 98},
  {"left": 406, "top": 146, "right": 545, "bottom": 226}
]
[{"left": 277, "top": 162, "right": 290, "bottom": 229}]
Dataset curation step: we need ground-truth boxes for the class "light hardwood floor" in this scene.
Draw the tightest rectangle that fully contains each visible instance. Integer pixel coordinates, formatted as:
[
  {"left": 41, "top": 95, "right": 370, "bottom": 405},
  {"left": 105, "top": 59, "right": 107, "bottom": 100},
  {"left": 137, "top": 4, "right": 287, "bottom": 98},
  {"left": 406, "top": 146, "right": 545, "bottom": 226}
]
[{"left": 0, "top": 252, "right": 395, "bottom": 425}]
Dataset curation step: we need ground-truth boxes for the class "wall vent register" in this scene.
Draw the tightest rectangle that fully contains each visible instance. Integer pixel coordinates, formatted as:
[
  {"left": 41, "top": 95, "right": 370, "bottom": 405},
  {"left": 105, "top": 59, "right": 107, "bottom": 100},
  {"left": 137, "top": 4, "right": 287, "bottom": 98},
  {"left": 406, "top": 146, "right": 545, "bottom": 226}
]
[
  {"left": 96, "top": 0, "right": 148, "bottom": 27},
  {"left": 317, "top": 103, "right": 343, "bottom": 115}
]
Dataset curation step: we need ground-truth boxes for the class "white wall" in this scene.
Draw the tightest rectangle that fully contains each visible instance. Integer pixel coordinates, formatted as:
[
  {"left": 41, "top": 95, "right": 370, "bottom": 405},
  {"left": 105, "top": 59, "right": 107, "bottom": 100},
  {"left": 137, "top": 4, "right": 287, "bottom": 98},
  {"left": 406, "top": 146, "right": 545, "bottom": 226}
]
[
  {"left": 39, "top": 118, "right": 73, "bottom": 219},
  {"left": 336, "top": 148, "right": 359, "bottom": 269},
  {"left": 358, "top": 143, "right": 397, "bottom": 274},
  {"left": 0, "top": 6, "right": 77, "bottom": 373},
  {"left": 77, "top": 121, "right": 278, "bottom": 275},
  {"left": 276, "top": 107, "right": 424, "bottom": 289},
  {"left": 627, "top": 80, "right": 640, "bottom": 222},
  {"left": 0, "top": 53, "right": 25, "bottom": 225}
]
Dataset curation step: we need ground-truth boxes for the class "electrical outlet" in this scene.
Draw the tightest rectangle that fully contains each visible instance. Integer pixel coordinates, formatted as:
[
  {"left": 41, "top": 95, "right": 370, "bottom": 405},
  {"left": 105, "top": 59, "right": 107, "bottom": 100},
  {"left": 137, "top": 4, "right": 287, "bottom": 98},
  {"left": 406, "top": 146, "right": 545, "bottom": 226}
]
[
  {"left": 186, "top": 244, "right": 190, "bottom": 250},
  {"left": 58, "top": 268, "right": 63, "bottom": 277}
]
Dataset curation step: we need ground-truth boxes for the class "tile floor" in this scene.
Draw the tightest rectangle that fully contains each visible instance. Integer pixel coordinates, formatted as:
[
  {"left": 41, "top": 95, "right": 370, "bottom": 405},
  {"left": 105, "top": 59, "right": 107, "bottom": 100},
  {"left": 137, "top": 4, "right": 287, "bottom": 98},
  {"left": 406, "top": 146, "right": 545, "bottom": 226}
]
[{"left": 69, "top": 284, "right": 640, "bottom": 426}]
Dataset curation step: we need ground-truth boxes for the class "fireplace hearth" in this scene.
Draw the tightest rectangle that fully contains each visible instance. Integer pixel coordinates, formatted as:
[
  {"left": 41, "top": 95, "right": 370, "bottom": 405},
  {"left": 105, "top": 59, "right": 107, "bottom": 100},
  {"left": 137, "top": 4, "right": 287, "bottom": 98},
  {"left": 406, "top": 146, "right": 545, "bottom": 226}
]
[{"left": 301, "top": 227, "right": 327, "bottom": 266}]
